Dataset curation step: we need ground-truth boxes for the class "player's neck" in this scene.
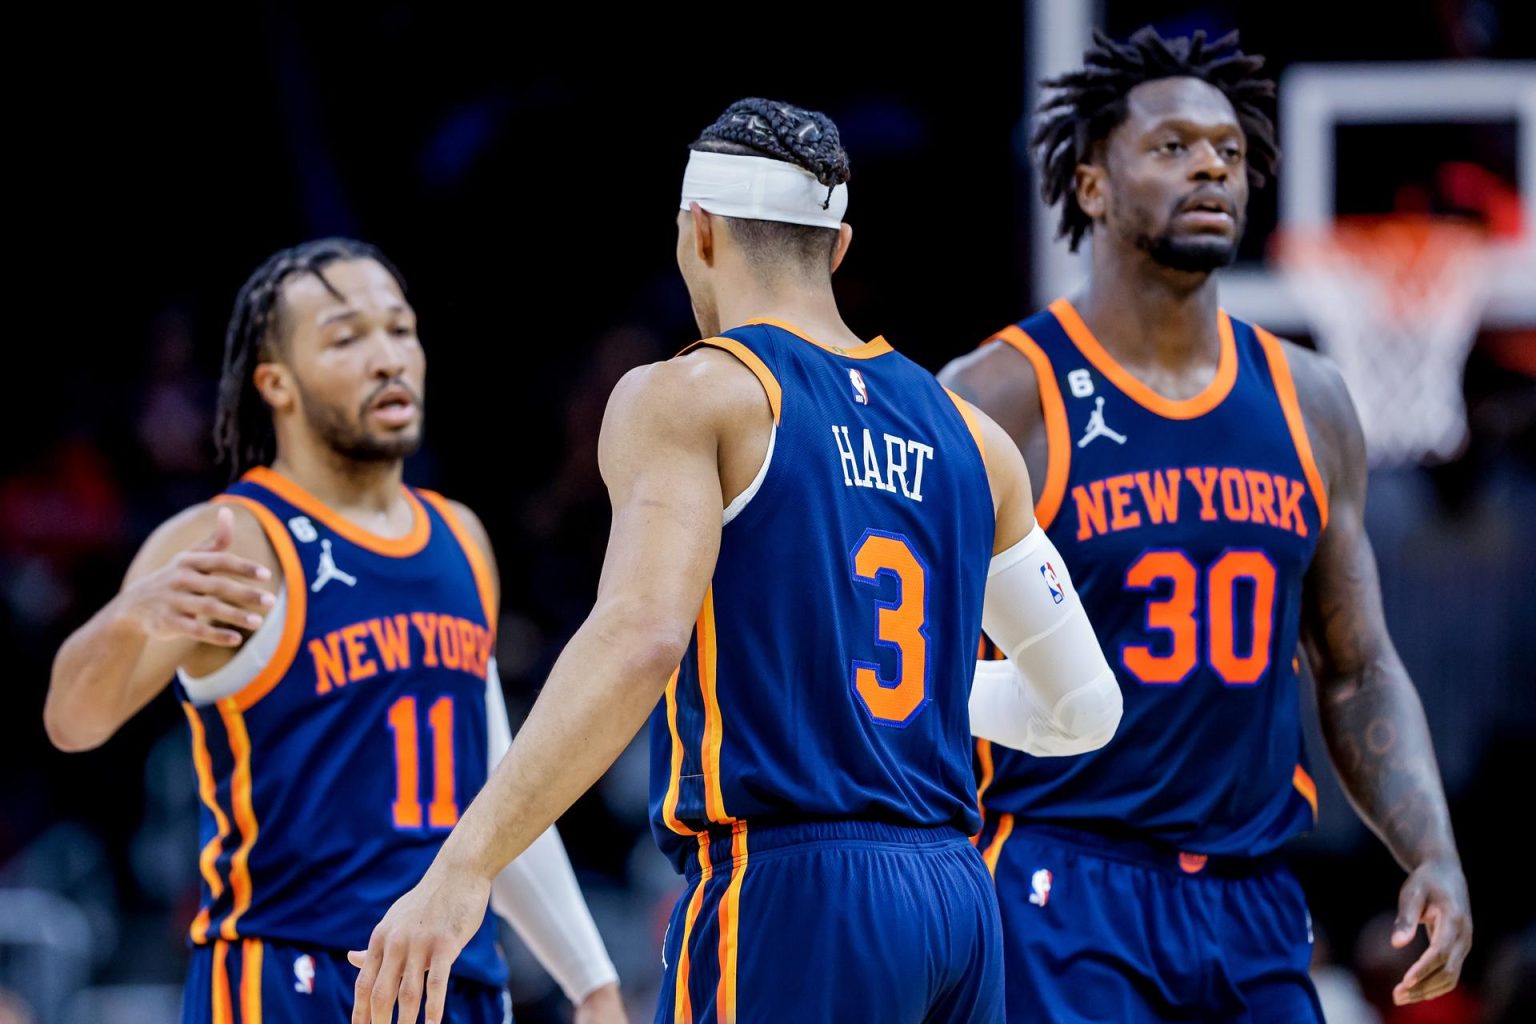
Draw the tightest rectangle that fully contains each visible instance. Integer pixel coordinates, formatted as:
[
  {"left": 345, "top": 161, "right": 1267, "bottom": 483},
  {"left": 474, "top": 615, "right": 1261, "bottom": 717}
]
[
  {"left": 270, "top": 443, "right": 407, "bottom": 520},
  {"left": 1076, "top": 249, "right": 1223, "bottom": 368},
  {"left": 714, "top": 277, "right": 863, "bottom": 351}
]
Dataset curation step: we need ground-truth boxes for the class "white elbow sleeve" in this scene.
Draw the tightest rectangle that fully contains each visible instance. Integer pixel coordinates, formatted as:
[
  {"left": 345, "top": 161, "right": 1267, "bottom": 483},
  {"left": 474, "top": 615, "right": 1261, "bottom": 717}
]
[{"left": 975, "top": 525, "right": 1121, "bottom": 755}]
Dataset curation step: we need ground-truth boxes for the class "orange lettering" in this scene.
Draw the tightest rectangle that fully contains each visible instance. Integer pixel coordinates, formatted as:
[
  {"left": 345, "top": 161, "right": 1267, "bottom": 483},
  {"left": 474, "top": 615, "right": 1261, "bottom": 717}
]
[
  {"left": 368, "top": 614, "right": 413, "bottom": 671},
  {"left": 1275, "top": 475, "right": 1309, "bottom": 537},
  {"left": 439, "top": 618, "right": 462, "bottom": 670},
  {"left": 1107, "top": 474, "right": 1142, "bottom": 532},
  {"left": 1073, "top": 481, "right": 1109, "bottom": 541},
  {"left": 411, "top": 612, "right": 440, "bottom": 667},
  {"left": 310, "top": 633, "right": 346, "bottom": 695},
  {"left": 1245, "top": 470, "right": 1278, "bottom": 527},
  {"left": 1135, "top": 469, "right": 1182, "bottom": 525},
  {"left": 1186, "top": 467, "right": 1220, "bottom": 521},
  {"left": 342, "top": 623, "right": 378, "bottom": 683},
  {"left": 457, "top": 619, "right": 478, "bottom": 675},
  {"left": 1219, "top": 468, "right": 1251, "bottom": 522}
]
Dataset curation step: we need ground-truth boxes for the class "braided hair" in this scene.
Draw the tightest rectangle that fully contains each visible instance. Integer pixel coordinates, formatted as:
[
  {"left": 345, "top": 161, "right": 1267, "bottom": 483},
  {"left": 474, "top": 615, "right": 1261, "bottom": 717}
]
[
  {"left": 214, "top": 238, "right": 405, "bottom": 478},
  {"left": 689, "top": 98, "right": 851, "bottom": 274},
  {"left": 1033, "top": 27, "right": 1278, "bottom": 252}
]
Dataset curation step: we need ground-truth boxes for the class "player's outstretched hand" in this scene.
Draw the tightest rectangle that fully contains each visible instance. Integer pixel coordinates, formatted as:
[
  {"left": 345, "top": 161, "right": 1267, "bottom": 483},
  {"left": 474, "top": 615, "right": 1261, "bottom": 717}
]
[
  {"left": 122, "top": 506, "right": 273, "bottom": 646},
  {"left": 1390, "top": 858, "right": 1472, "bottom": 1005},
  {"left": 575, "top": 981, "right": 629, "bottom": 1024},
  {"left": 348, "top": 863, "right": 491, "bottom": 1024}
]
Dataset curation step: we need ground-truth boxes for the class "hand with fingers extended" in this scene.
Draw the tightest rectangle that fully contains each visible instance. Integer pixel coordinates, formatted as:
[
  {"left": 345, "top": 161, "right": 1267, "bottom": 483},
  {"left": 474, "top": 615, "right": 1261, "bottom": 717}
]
[
  {"left": 121, "top": 506, "right": 275, "bottom": 647},
  {"left": 1390, "top": 858, "right": 1473, "bottom": 1005},
  {"left": 348, "top": 862, "right": 492, "bottom": 1024}
]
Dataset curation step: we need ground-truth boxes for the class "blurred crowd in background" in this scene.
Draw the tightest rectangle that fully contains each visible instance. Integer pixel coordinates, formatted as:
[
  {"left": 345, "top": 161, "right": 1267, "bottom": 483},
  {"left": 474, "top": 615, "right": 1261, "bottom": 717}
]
[{"left": 3, "top": 2, "right": 1532, "bottom": 1021}]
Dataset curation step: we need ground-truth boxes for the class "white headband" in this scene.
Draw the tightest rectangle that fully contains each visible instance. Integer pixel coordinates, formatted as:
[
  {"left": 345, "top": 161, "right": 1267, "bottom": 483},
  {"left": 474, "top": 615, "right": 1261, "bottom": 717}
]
[{"left": 680, "top": 150, "right": 848, "bottom": 229}]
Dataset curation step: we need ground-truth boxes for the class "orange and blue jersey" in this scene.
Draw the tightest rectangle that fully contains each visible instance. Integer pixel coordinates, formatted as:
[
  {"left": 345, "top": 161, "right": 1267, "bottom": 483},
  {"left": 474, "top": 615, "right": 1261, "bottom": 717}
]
[
  {"left": 649, "top": 320, "right": 997, "bottom": 870},
  {"left": 173, "top": 467, "right": 506, "bottom": 991},
  {"left": 647, "top": 321, "right": 1003, "bottom": 1023},
  {"left": 975, "top": 299, "right": 1327, "bottom": 860}
]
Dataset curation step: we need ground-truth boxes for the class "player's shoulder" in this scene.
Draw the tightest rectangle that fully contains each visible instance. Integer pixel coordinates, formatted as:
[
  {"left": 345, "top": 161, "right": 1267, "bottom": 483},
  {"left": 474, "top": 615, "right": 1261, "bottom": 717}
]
[
  {"left": 611, "top": 345, "right": 773, "bottom": 429},
  {"left": 1259, "top": 332, "right": 1364, "bottom": 485},
  {"left": 127, "top": 499, "right": 278, "bottom": 580},
  {"left": 938, "top": 326, "right": 1044, "bottom": 446}
]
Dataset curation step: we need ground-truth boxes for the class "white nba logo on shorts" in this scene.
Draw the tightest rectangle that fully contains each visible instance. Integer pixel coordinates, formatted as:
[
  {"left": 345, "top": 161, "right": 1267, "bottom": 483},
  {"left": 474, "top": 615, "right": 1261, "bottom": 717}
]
[
  {"left": 1029, "top": 868, "right": 1053, "bottom": 907},
  {"left": 293, "top": 953, "right": 316, "bottom": 994}
]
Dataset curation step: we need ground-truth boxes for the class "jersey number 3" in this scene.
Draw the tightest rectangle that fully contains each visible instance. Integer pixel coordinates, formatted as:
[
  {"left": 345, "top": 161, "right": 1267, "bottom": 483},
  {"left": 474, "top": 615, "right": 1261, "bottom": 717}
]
[
  {"left": 387, "top": 695, "right": 459, "bottom": 829},
  {"left": 1122, "top": 549, "right": 1277, "bottom": 686},
  {"left": 850, "top": 530, "right": 931, "bottom": 727}
]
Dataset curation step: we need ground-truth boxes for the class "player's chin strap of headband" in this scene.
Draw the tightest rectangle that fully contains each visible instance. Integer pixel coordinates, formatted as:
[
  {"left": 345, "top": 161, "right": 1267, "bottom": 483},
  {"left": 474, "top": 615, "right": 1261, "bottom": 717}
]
[{"left": 680, "top": 150, "right": 848, "bottom": 229}]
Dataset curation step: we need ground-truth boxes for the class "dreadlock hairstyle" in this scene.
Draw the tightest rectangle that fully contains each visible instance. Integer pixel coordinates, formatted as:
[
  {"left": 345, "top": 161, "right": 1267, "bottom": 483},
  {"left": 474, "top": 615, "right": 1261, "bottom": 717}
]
[
  {"left": 688, "top": 98, "right": 852, "bottom": 273},
  {"left": 1033, "top": 27, "right": 1279, "bottom": 252},
  {"left": 215, "top": 238, "right": 405, "bottom": 479}
]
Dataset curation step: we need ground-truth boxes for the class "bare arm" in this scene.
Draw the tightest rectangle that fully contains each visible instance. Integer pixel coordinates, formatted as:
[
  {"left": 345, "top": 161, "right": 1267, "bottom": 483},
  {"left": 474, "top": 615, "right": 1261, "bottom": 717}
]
[
  {"left": 351, "top": 349, "right": 766, "bottom": 1024},
  {"left": 1290, "top": 344, "right": 1472, "bottom": 1005},
  {"left": 44, "top": 503, "right": 277, "bottom": 751}
]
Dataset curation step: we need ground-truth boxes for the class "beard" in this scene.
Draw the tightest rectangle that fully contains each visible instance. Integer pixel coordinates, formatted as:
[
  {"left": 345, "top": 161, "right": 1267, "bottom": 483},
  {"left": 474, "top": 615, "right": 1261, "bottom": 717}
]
[
  {"left": 1137, "top": 230, "right": 1241, "bottom": 273},
  {"left": 295, "top": 378, "right": 424, "bottom": 464}
]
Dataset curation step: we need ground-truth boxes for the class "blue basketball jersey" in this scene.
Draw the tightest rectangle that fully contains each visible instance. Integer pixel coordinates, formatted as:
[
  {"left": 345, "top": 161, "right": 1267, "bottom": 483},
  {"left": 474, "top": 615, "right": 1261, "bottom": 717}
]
[
  {"left": 173, "top": 467, "right": 506, "bottom": 987},
  {"left": 976, "top": 300, "right": 1327, "bottom": 858},
  {"left": 649, "top": 320, "right": 997, "bottom": 872}
]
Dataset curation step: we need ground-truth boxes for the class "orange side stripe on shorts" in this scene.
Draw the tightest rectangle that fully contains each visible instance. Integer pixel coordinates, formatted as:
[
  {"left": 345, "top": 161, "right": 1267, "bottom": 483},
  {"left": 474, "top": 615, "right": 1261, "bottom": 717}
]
[
  {"left": 716, "top": 823, "right": 748, "bottom": 1023},
  {"left": 982, "top": 812, "right": 1015, "bottom": 877},
  {"left": 674, "top": 835, "right": 716, "bottom": 1024},
  {"left": 182, "top": 703, "right": 230, "bottom": 944},
  {"left": 698, "top": 587, "right": 734, "bottom": 825},
  {"left": 217, "top": 702, "right": 259, "bottom": 940},
  {"left": 661, "top": 664, "right": 693, "bottom": 836},
  {"left": 211, "top": 940, "right": 233, "bottom": 1024},
  {"left": 972, "top": 739, "right": 996, "bottom": 846},
  {"left": 240, "top": 939, "right": 264, "bottom": 1024},
  {"left": 1293, "top": 764, "right": 1320, "bottom": 821}
]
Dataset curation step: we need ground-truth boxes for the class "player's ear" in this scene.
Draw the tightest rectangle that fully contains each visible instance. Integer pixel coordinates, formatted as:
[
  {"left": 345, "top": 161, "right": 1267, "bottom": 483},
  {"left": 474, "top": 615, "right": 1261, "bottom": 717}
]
[
  {"left": 689, "top": 201, "right": 716, "bottom": 267},
  {"left": 1075, "top": 161, "right": 1108, "bottom": 221},
  {"left": 830, "top": 222, "right": 853, "bottom": 274},
  {"left": 252, "top": 361, "right": 294, "bottom": 413}
]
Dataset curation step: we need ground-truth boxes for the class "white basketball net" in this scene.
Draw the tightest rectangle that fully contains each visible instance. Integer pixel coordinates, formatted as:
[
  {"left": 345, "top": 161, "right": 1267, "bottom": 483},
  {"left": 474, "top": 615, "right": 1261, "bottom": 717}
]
[{"left": 1278, "top": 217, "right": 1492, "bottom": 466}]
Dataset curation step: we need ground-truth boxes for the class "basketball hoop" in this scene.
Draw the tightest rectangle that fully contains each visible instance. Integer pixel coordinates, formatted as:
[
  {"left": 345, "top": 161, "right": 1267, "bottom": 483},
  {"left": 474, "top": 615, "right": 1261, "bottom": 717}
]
[{"left": 1275, "top": 215, "right": 1493, "bottom": 467}]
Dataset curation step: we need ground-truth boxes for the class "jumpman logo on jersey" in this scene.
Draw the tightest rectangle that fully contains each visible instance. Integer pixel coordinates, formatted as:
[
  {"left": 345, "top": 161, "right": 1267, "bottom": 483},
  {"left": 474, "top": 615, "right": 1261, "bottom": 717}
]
[
  {"left": 1077, "top": 397, "right": 1128, "bottom": 448},
  {"left": 311, "top": 539, "right": 358, "bottom": 593}
]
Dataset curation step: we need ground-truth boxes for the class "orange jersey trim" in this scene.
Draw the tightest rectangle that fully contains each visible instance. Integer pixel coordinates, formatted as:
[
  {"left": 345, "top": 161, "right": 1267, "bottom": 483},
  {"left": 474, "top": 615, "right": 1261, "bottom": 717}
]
[
  {"left": 740, "top": 317, "right": 893, "bottom": 360},
  {"left": 1050, "top": 298, "right": 1239, "bottom": 421},
  {"left": 989, "top": 325, "right": 1071, "bottom": 530},
  {"left": 1293, "top": 764, "right": 1320, "bottom": 820},
  {"left": 981, "top": 812, "right": 1015, "bottom": 876},
  {"left": 212, "top": 495, "right": 306, "bottom": 712},
  {"left": 660, "top": 665, "right": 693, "bottom": 836},
  {"left": 944, "top": 389, "right": 986, "bottom": 462},
  {"left": 240, "top": 939, "right": 264, "bottom": 1023},
  {"left": 211, "top": 940, "right": 233, "bottom": 1024},
  {"left": 182, "top": 703, "right": 231, "bottom": 944},
  {"left": 415, "top": 490, "right": 498, "bottom": 627},
  {"left": 972, "top": 738, "right": 996, "bottom": 845},
  {"left": 680, "top": 337, "right": 783, "bottom": 424},
  {"left": 697, "top": 587, "right": 734, "bottom": 825},
  {"left": 216, "top": 702, "right": 259, "bottom": 940},
  {"left": 1254, "top": 327, "right": 1331, "bottom": 532},
  {"left": 242, "top": 466, "right": 431, "bottom": 557},
  {"left": 674, "top": 835, "right": 716, "bottom": 1024},
  {"left": 715, "top": 823, "right": 748, "bottom": 1022}
]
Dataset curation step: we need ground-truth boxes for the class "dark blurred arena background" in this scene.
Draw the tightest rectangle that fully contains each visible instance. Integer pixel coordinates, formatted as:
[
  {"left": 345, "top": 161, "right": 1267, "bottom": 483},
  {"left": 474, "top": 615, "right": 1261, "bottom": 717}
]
[{"left": 4, "top": 3, "right": 1533, "bottom": 1021}]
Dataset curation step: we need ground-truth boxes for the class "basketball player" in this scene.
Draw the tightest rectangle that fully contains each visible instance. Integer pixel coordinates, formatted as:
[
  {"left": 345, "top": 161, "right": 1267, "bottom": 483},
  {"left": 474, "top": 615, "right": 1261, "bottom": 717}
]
[
  {"left": 939, "top": 28, "right": 1474, "bottom": 1022},
  {"left": 43, "top": 239, "right": 626, "bottom": 1023},
  {"left": 349, "top": 98, "right": 1122, "bottom": 1024}
]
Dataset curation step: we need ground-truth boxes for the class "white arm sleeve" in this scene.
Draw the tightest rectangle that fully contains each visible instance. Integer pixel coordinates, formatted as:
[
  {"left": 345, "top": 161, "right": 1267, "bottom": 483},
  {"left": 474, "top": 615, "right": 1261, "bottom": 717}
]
[
  {"left": 972, "top": 525, "right": 1122, "bottom": 756},
  {"left": 484, "top": 660, "right": 619, "bottom": 1003}
]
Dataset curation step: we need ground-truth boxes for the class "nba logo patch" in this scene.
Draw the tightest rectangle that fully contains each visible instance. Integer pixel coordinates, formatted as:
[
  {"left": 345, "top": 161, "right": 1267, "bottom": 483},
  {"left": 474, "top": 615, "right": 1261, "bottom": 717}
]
[
  {"left": 1029, "top": 868, "right": 1053, "bottom": 906},
  {"left": 1040, "top": 562, "right": 1065, "bottom": 604},
  {"left": 293, "top": 954, "right": 316, "bottom": 994},
  {"left": 849, "top": 368, "right": 869, "bottom": 405}
]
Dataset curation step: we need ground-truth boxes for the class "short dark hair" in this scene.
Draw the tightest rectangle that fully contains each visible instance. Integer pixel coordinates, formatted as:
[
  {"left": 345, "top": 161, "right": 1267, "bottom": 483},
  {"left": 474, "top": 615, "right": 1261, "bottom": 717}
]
[
  {"left": 688, "top": 98, "right": 851, "bottom": 274},
  {"left": 214, "top": 238, "right": 405, "bottom": 478},
  {"left": 1033, "top": 27, "right": 1279, "bottom": 251}
]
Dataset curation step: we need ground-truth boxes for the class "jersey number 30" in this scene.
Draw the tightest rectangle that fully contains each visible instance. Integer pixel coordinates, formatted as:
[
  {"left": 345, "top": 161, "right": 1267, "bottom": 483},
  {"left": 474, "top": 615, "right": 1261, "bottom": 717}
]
[
  {"left": 850, "top": 530, "right": 931, "bottom": 727},
  {"left": 1122, "top": 549, "right": 1277, "bottom": 686}
]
